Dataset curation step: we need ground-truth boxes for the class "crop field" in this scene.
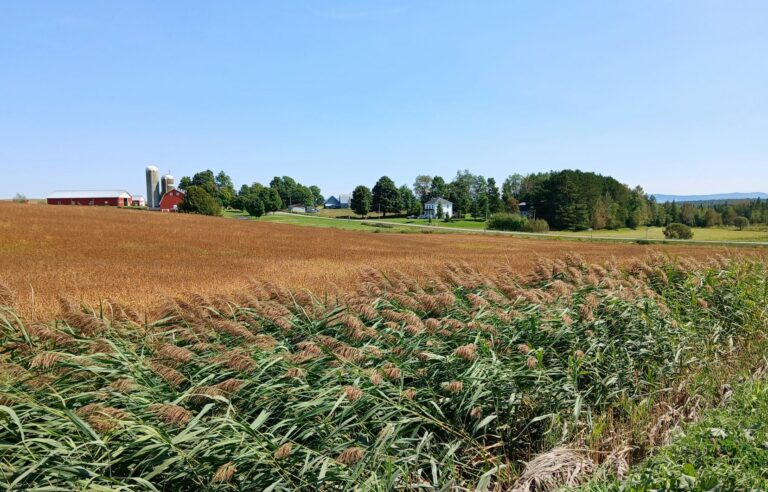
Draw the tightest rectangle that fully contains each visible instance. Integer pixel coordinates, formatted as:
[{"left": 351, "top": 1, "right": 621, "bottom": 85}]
[
  {"left": 1, "top": 253, "right": 768, "bottom": 489},
  {"left": 1, "top": 202, "right": 757, "bottom": 321}
]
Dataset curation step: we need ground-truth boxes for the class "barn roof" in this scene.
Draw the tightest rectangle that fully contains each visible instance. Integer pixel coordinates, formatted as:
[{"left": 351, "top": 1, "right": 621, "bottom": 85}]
[
  {"left": 425, "top": 197, "right": 452, "bottom": 206},
  {"left": 48, "top": 190, "right": 132, "bottom": 199}
]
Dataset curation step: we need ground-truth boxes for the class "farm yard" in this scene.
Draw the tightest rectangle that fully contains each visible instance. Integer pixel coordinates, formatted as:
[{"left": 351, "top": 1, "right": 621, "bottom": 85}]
[{"left": 2, "top": 202, "right": 761, "bottom": 321}]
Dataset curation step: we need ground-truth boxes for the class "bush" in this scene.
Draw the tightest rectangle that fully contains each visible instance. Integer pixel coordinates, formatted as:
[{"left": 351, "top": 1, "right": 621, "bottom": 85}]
[
  {"left": 179, "top": 186, "right": 222, "bottom": 216},
  {"left": 663, "top": 222, "right": 693, "bottom": 239},
  {"left": 244, "top": 196, "right": 265, "bottom": 218},
  {"left": 734, "top": 216, "right": 750, "bottom": 231},
  {"left": 487, "top": 213, "right": 549, "bottom": 233}
]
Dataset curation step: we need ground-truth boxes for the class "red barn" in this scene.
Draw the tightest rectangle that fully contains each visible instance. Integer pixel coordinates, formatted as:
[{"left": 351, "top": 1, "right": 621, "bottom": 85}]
[
  {"left": 159, "top": 189, "right": 184, "bottom": 212},
  {"left": 47, "top": 190, "right": 132, "bottom": 207}
]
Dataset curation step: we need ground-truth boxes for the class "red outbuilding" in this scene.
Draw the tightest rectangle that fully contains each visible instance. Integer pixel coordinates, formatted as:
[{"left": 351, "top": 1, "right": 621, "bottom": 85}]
[
  {"left": 47, "top": 190, "right": 133, "bottom": 207},
  {"left": 159, "top": 189, "right": 185, "bottom": 212}
]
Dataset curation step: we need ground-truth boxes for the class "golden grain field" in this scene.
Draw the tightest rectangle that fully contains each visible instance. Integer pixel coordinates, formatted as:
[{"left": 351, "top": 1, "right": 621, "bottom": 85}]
[{"left": 0, "top": 202, "right": 760, "bottom": 319}]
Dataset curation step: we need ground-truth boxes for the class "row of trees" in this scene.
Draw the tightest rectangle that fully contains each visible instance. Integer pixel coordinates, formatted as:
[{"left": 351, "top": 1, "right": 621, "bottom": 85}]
[
  {"left": 656, "top": 200, "right": 764, "bottom": 229},
  {"left": 177, "top": 168, "right": 764, "bottom": 230},
  {"left": 178, "top": 170, "right": 323, "bottom": 217}
]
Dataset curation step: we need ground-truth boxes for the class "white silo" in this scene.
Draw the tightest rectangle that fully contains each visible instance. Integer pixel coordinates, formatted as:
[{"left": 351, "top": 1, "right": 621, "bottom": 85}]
[
  {"left": 146, "top": 165, "right": 160, "bottom": 208},
  {"left": 161, "top": 174, "right": 175, "bottom": 197}
]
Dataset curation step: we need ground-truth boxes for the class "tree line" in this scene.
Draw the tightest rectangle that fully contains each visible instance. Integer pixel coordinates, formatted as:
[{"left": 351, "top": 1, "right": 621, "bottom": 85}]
[
  {"left": 176, "top": 168, "right": 763, "bottom": 231},
  {"left": 177, "top": 170, "right": 323, "bottom": 217}
]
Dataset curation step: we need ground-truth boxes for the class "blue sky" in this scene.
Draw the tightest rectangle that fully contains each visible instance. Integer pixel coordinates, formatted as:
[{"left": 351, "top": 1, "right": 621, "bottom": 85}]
[{"left": 1, "top": 1, "right": 766, "bottom": 198}]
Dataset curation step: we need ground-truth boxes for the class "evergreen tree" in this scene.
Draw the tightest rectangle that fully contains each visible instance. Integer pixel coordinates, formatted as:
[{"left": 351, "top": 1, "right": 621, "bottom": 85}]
[
  {"left": 372, "top": 176, "right": 400, "bottom": 217},
  {"left": 351, "top": 185, "right": 372, "bottom": 217}
]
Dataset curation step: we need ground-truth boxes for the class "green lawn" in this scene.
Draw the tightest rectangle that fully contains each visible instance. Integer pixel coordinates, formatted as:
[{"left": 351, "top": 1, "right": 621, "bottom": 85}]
[
  {"left": 556, "top": 226, "right": 768, "bottom": 242},
  {"left": 378, "top": 217, "right": 490, "bottom": 230},
  {"left": 223, "top": 209, "right": 768, "bottom": 244},
  {"left": 235, "top": 211, "right": 422, "bottom": 233}
]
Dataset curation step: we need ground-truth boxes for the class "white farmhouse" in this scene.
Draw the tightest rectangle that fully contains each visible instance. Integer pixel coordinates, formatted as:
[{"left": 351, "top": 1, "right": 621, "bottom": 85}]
[{"left": 423, "top": 197, "right": 453, "bottom": 219}]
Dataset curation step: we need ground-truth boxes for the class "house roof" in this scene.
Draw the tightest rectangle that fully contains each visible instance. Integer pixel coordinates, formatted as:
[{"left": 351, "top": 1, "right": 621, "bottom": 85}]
[
  {"left": 48, "top": 190, "right": 132, "bottom": 199},
  {"left": 425, "top": 197, "right": 452, "bottom": 206},
  {"left": 324, "top": 196, "right": 340, "bottom": 204}
]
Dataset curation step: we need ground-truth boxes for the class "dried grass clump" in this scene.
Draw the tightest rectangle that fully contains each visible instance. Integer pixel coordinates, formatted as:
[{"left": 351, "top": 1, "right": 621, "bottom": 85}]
[
  {"left": 147, "top": 403, "right": 193, "bottom": 427},
  {"left": 149, "top": 362, "right": 188, "bottom": 387},
  {"left": 108, "top": 378, "right": 137, "bottom": 393},
  {"left": 381, "top": 363, "right": 401, "bottom": 380},
  {"left": 0, "top": 282, "right": 16, "bottom": 306},
  {"left": 343, "top": 385, "right": 363, "bottom": 402},
  {"left": 215, "top": 378, "right": 245, "bottom": 394},
  {"left": 512, "top": 447, "right": 595, "bottom": 492},
  {"left": 76, "top": 403, "right": 128, "bottom": 433},
  {"left": 444, "top": 380, "right": 464, "bottom": 394},
  {"left": 156, "top": 343, "right": 195, "bottom": 364},
  {"left": 211, "top": 320, "right": 256, "bottom": 341},
  {"left": 455, "top": 343, "right": 478, "bottom": 361},
  {"left": 29, "top": 352, "right": 65, "bottom": 370},
  {"left": 225, "top": 352, "right": 258, "bottom": 373},
  {"left": 275, "top": 442, "right": 293, "bottom": 460},
  {"left": 60, "top": 303, "right": 108, "bottom": 335},
  {"left": 211, "top": 462, "right": 236, "bottom": 484},
  {"left": 337, "top": 446, "right": 365, "bottom": 466}
]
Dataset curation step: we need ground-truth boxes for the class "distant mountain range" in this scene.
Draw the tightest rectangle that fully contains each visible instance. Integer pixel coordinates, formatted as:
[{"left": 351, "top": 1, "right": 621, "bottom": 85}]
[{"left": 652, "top": 192, "right": 768, "bottom": 203}]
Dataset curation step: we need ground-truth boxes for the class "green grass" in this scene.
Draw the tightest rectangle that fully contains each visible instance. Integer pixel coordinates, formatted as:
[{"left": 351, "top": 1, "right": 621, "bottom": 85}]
[
  {"left": 581, "top": 379, "right": 768, "bottom": 491},
  {"left": 378, "top": 217, "right": 490, "bottom": 230},
  {"left": 556, "top": 226, "right": 768, "bottom": 242},
  {"left": 258, "top": 212, "right": 420, "bottom": 233},
  {"left": 223, "top": 209, "right": 768, "bottom": 244}
]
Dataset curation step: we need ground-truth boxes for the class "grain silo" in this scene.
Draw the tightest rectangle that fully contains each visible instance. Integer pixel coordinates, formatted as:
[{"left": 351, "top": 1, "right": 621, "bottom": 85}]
[
  {"left": 145, "top": 165, "right": 160, "bottom": 208},
  {"left": 161, "top": 174, "right": 175, "bottom": 197}
]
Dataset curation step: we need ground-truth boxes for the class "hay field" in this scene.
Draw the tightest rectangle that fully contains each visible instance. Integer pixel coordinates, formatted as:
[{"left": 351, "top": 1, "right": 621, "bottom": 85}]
[{"left": 0, "top": 202, "right": 759, "bottom": 319}]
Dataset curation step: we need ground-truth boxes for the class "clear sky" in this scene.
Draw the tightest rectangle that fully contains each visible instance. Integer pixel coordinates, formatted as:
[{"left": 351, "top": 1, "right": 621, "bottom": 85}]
[{"left": 1, "top": 1, "right": 766, "bottom": 199}]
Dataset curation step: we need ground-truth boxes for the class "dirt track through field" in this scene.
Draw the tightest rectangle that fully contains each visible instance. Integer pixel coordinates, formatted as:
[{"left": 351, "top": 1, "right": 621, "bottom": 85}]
[{"left": 0, "top": 203, "right": 762, "bottom": 319}]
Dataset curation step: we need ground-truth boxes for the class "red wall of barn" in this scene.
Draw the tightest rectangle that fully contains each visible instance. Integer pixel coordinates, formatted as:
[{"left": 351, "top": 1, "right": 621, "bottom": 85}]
[
  {"left": 47, "top": 197, "right": 132, "bottom": 207},
  {"left": 159, "top": 191, "right": 184, "bottom": 212}
]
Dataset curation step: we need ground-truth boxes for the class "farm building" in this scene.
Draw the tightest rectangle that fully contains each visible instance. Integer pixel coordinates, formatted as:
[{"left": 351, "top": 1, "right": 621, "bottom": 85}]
[
  {"left": 159, "top": 189, "right": 184, "bottom": 212},
  {"left": 324, "top": 194, "right": 351, "bottom": 209},
  {"left": 47, "top": 190, "right": 133, "bottom": 207},
  {"left": 290, "top": 205, "right": 307, "bottom": 213},
  {"left": 132, "top": 195, "right": 146, "bottom": 207},
  {"left": 423, "top": 197, "right": 453, "bottom": 219}
]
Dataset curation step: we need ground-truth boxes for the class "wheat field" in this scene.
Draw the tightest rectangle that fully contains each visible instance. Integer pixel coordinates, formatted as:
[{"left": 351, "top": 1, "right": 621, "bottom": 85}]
[{"left": 0, "top": 202, "right": 761, "bottom": 319}]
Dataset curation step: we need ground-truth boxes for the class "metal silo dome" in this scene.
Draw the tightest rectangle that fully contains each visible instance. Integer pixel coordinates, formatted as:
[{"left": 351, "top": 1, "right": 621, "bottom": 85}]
[
  {"left": 161, "top": 174, "right": 175, "bottom": 196},
  {"left": 145, "top": 166, "right": 160, "bottom": 208}
]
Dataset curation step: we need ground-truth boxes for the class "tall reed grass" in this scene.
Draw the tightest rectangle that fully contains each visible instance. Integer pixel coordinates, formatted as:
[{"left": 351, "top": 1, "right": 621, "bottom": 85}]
[{"left": 1, "top": 253, "right": 767, "bottom": 490}]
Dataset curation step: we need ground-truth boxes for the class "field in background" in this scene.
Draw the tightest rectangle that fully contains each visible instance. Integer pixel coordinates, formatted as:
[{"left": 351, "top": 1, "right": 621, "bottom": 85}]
[
  {"left": 1, "top": 202, "right": 763, "bottom": 320},
  {"left": 246, "top": 208, "right": 768, "bottom": 243}
]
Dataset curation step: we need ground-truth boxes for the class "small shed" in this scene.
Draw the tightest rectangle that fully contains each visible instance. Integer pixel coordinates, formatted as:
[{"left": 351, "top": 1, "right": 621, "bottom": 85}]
[
  {"left": 159, "top": 189, "right": 184, "bottom": 212},
  {"left": 132, "top": 195, "right": 146, "bottom": 207},
  {"left": 324, "top": 196, "right": 341, "bottom": 209},
  {"left": 47, "top": 190, "right": 133, "bottom": 207},
  {"left": 324, "top": 194, "right": 351, "bottom": 209},
  {"left": 423, "top": 197, "right": 453, "bottom": 219}
]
